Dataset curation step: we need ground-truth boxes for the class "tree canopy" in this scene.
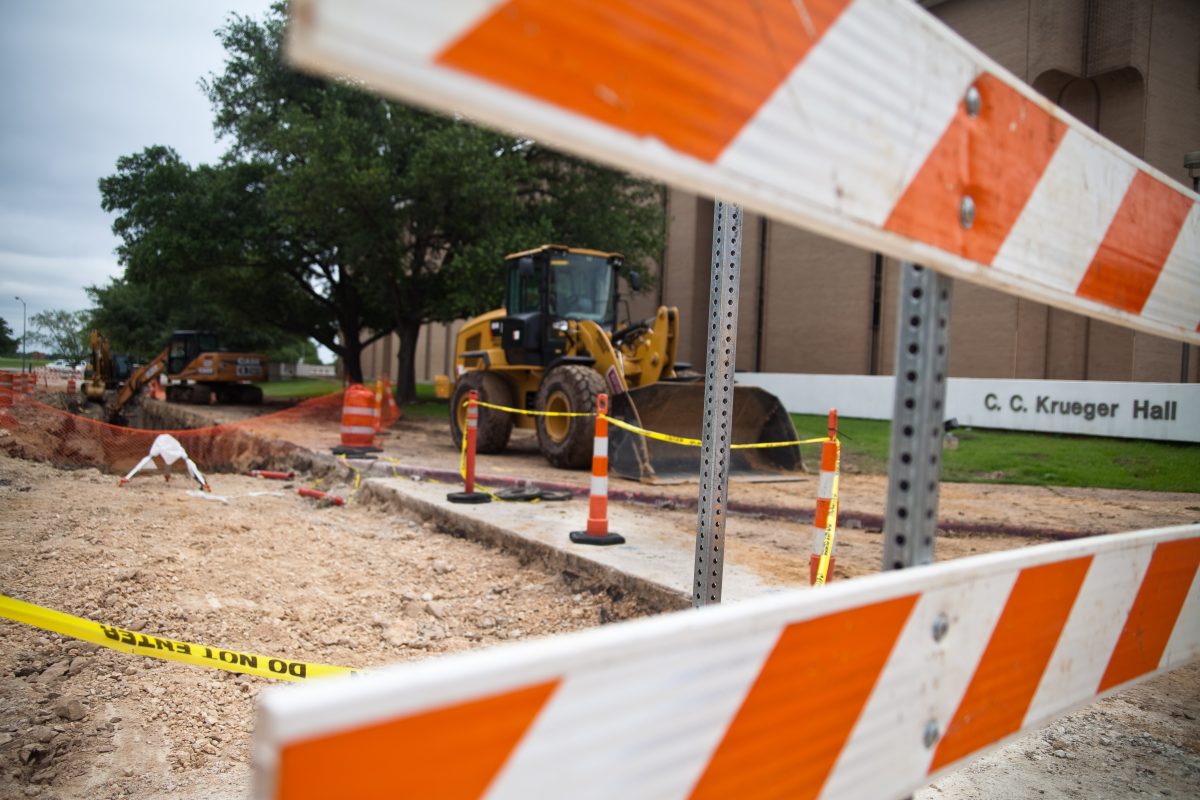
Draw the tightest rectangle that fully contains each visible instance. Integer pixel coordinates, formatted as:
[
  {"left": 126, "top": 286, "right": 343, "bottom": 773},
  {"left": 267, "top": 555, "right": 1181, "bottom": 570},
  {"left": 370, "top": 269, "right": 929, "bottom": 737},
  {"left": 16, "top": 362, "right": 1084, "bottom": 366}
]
[
  {"left": 97, "top": 2, "right": 664, "bottom": 399},
  {"left": 0, "top": 318, "right": 16, "bottom": 356},
  {"left": 29, "top": 310, "right": 90, "bottom": 362}
]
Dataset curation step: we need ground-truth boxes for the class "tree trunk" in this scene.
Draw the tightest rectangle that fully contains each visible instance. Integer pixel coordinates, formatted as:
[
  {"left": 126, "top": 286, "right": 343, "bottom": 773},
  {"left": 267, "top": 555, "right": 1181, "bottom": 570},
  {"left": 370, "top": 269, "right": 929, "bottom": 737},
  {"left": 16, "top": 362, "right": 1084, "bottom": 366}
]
[
  {"left": 341, "top": 331, "right": 365, "bottom": 384},
  {"left": 394, "top": 318, "right": 422, "bottom": 405}
]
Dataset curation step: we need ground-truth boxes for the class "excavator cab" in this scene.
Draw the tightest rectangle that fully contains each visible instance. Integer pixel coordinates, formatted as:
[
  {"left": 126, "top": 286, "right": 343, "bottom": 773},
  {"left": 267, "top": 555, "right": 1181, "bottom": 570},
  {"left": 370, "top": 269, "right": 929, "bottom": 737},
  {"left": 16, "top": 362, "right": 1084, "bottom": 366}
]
[{"left": 167, "top": 331, "right": 219, "bottom": 376}]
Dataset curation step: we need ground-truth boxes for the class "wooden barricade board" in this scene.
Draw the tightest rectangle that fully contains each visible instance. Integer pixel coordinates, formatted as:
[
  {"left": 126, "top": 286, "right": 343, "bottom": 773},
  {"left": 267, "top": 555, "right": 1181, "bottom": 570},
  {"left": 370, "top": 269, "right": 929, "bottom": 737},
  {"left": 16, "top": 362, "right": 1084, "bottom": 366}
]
[
  {"left": 253, "top": 526, "right": 1200, "bottom": 799},
  {"left": 286, "top": 0, "right": 1199, "bottom": 344}
]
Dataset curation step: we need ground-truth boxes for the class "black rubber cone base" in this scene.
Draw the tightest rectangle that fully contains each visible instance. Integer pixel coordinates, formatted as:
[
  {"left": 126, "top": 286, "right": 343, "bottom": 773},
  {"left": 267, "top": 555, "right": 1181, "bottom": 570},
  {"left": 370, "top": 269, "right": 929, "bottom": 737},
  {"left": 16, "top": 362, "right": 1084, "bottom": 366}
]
[
  {"left": 332, "top": 445, "right": 382, "bottom": 457},
  {"left": 570, "top": 531, "right": 625, "bottom": 546},
  {"left": 447, "top": 491, "right": 491, "bottom": 504}
]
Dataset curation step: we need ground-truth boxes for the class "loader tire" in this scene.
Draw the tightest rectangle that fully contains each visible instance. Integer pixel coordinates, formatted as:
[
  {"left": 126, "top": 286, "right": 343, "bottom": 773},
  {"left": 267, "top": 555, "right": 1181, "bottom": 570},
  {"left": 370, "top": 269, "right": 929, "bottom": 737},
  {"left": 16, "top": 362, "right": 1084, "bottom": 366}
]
[
  {"left": 449, "top": 372, "right": 514, "bottom": 454},
  {"left": 535, "top": 365, "right": 606, "bottom": 469}
]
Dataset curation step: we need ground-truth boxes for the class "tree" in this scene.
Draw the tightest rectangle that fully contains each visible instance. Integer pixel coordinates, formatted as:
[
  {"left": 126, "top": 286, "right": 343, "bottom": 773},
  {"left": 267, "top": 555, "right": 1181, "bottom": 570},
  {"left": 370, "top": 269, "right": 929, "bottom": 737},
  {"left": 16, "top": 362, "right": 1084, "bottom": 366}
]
[
  {"left": 98, "top": 2, "right": 665, "bottom": 399},
  {"left": 96, "top": 148, "right": 325, "bottom": 362},
  {"left": 0, "top": 318, "right": 16, "bottom": 355},
  {"left": 29, "top": 310, "right": 90, "bottom": 362}
]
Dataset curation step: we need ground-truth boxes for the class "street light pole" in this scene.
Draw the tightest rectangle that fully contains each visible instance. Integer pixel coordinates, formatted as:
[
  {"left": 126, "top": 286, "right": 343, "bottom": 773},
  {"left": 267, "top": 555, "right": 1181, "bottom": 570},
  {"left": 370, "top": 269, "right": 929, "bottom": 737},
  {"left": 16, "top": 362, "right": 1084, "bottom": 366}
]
[{"left": 14, "top": 296, "right": 26, "bottom": 373}]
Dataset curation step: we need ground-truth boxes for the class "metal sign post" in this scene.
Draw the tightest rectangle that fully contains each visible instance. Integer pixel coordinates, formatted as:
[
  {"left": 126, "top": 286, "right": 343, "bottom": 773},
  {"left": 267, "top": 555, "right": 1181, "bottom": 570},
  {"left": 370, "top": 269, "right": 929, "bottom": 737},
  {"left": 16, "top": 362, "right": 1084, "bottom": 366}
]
[
  {"left": 883, "top": 263, "right": 954, "bottom": 571},
  {"left": 693, "top": 201, "right": 743, "bottom": 607}
]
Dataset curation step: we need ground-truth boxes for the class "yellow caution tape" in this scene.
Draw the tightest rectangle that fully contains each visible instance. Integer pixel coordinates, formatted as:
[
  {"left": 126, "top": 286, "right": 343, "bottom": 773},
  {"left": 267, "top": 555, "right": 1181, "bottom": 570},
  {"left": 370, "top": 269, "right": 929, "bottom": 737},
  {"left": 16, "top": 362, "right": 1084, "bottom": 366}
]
[
  {"left": 453, "top": 426, "right": 543, "bottom": 503},
  {"left": 602, "top": 414, "right": 830, "bottom": 450},
  {"left": 335, "top": 453, "right": 364, "bottom": 498},
  {"left": 466, "top": 398, "right": 832, "bottom": 450},
  {"left": 472, "top": 399, "right": 591, "bottom": 418},
  {"left": 813, "top": 439, "right": 841, "bottom": 587},
  {"left": 0, "top": 594, "right": 354, "bottom": 682}
]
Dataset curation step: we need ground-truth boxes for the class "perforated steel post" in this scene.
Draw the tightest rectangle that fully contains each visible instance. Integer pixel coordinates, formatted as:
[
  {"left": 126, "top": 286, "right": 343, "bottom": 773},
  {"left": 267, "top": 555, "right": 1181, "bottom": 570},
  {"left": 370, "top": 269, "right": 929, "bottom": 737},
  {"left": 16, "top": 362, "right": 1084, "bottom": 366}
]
[
  {"left": 693, "top": 201, "right": 742, "bottom": 607},
  {"left": 883, "top": 263, "right": 953, "bottom": 570}
]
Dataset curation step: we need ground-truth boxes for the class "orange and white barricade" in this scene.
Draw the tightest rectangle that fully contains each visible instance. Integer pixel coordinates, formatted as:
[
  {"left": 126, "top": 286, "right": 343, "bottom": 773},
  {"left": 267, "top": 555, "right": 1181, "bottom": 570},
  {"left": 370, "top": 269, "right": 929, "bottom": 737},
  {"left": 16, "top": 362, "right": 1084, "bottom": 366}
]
[
  {"left": 570, "top": 393, "right": 623, "bottom": 546},
  {"left": 254, "top": 526, "right": 1200, "bottom": 799},
  {"left": 289, "top": 0, "right": 1200, "bottom": 345},
  {"left": 274, "top": 1, "right": 1200, "bottom": 797}
]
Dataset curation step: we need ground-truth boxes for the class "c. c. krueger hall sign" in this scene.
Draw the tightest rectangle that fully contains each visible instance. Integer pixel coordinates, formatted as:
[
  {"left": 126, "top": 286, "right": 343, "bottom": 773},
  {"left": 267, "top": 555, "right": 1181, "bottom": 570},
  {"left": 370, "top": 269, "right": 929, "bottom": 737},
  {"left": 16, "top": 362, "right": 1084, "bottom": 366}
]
[{"left": 741, "top": 375, "right": 1199, "bottom": 443}]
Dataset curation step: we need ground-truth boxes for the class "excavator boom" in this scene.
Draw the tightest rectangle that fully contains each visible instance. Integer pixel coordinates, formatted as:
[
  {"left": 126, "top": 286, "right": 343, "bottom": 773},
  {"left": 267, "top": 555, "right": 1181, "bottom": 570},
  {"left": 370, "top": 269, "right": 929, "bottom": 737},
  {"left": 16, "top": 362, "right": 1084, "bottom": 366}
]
[{"left": 112, "top": 348, "right": 168, "bottom": 414}]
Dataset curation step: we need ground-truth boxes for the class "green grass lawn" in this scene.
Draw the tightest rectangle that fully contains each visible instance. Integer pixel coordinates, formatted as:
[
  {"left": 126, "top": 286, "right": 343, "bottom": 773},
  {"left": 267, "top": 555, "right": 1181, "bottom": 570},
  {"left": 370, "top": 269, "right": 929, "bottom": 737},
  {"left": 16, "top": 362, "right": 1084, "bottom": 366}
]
[
  {"left": 0, "top": 357, "right": 46, "bottom": 370},
  {"left": 789, "top": 413, "right": 1200, "bottom": 493},
  {"left": 404, "top": 382, "right": 451, "bottom": 420},
  {"left": 257, "top": 377, "right": 341, "bottom": 399}
]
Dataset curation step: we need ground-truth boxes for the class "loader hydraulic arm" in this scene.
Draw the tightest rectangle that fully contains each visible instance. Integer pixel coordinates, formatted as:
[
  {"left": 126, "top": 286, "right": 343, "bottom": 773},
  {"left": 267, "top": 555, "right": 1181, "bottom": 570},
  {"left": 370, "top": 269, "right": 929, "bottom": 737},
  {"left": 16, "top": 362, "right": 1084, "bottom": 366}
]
[{"left": 573, "top": 320, "right": 629, "bottom": 395}]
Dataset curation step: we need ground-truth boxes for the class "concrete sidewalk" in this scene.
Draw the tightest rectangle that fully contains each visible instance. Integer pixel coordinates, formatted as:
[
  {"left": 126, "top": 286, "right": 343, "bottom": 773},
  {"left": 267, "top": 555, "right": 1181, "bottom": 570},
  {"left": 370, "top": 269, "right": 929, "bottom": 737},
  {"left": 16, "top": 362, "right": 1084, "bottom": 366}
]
[{"left": 359, "top": 472, "right": 796, "bottom": 608}]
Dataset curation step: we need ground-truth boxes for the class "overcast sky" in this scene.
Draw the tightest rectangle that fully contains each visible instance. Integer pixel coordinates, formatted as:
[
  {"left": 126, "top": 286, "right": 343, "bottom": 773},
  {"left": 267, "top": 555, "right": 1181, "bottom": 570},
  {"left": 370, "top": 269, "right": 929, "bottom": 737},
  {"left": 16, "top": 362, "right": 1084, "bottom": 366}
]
[{"left": 0, "top": 0, "right": 275, "bottom": 348}]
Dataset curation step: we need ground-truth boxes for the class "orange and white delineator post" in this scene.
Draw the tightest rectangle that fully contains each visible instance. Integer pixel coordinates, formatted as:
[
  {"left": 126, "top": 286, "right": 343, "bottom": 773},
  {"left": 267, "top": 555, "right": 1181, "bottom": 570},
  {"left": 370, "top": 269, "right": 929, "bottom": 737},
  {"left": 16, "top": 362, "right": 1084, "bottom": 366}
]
[
  {"left": 810, "top": 408, "right": 840, "bottom": 585},
  {"left": 447, "top": 389, "right": 490, "bottom": 504},
  {"left": 570, "top": 393, "right": 624, "bottom": 546}
]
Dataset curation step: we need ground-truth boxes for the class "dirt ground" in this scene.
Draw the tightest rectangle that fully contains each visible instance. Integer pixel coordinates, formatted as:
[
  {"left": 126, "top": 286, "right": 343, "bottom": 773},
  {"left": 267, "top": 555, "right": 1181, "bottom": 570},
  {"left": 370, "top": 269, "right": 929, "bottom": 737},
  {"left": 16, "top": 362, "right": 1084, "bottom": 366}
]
[
  {"left": 0, "top": 394, "right": 1197, "bottom": 798},
  {"left": 0, "top": 453, "right": 651, "bottom": 799}
]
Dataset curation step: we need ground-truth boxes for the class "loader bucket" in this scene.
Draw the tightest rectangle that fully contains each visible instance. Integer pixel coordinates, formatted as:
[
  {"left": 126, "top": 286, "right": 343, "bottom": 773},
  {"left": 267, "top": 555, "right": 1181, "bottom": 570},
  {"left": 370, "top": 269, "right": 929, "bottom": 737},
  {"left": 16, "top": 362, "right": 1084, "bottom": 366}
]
[{"left": 608, "top": 382, "right": 804, "bottom": 484}]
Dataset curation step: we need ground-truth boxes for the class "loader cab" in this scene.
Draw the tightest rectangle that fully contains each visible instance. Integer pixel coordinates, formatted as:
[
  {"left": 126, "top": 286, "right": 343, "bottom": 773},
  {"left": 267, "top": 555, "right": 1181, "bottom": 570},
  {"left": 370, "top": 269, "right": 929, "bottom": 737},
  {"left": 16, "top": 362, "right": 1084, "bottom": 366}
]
[
  {"left": 500, "top": 246, "right": 624, "bottom": 366},
  {"left": 167, "top": 331, "right": 219, "bottom": 375}
]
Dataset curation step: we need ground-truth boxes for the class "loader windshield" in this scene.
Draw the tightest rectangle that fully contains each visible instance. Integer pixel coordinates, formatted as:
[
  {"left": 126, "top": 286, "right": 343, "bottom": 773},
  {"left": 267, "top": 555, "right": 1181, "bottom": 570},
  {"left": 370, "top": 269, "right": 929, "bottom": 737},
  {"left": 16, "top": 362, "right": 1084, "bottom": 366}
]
[{"left": 549, "top": 253, "right": 614, "bottom": 325}]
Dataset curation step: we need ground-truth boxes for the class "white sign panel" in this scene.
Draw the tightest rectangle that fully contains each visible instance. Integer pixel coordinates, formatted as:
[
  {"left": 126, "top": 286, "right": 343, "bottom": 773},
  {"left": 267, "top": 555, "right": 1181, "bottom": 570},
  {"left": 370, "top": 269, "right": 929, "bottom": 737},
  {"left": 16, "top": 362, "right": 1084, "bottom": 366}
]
[{"left": 741, "top": 373, "right": 1200, "bottom": 443}]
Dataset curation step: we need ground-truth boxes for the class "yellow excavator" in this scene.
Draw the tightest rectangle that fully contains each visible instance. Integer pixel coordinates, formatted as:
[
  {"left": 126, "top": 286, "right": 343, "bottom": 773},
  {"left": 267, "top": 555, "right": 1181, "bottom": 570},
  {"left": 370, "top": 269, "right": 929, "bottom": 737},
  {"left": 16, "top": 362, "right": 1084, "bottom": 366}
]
[
  {"left": 86, "top": 330, "right": 267, "bottom": 416},
  {"left": 84, "top": 330, "right": 137, "bottom": 402},
  {"left": 448, "top": 245, "right": 801, "bottom": 483}
]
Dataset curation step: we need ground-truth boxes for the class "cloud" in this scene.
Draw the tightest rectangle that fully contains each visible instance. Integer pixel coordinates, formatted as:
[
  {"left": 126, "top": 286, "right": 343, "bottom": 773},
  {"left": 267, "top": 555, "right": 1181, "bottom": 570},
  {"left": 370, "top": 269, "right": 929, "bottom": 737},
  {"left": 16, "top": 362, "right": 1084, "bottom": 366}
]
[{"left": 0, "top": 0, "right": 276, "bottom": 336}]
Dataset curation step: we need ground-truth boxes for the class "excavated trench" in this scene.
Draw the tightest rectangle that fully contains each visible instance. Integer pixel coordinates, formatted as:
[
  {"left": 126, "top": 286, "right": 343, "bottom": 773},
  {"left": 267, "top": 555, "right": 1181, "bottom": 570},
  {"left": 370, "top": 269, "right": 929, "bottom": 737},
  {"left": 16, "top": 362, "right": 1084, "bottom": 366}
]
[{"left": 2, "top": 392, "right": 329, "bottom": 479}]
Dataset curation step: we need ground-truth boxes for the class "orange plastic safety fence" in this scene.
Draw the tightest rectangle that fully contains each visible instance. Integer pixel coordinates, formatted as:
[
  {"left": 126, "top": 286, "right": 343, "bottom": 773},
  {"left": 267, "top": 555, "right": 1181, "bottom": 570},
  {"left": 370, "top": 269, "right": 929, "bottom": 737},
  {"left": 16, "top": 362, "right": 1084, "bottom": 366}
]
[{"left": 0, "top": 387, "right": 395, "bottom": 477}]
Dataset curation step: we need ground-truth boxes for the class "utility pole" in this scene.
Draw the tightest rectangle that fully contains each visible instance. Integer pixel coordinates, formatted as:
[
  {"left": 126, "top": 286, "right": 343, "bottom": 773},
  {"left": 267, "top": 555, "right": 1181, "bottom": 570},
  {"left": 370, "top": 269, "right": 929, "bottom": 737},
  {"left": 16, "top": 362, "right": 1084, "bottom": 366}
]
[
  {"left": 14, "top": 296, "right": 26, "bottom": 373},
  {"left": 1183, "top": 151, "right": 1199, "bottom": 383}
]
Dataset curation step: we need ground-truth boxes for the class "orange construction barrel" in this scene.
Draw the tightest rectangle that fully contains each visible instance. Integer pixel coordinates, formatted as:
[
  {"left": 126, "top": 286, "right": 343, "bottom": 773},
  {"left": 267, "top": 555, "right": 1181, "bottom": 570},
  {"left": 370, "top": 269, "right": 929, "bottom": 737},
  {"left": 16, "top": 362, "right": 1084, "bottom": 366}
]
[{"left": 340, "top": 383, "right": 378, "bottom": 449}]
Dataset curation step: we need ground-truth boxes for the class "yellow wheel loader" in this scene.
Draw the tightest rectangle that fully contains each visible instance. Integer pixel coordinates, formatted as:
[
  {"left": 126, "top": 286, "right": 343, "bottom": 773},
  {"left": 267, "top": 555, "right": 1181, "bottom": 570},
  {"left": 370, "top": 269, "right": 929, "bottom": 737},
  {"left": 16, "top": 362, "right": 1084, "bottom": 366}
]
[{"left": 448, "top": 245, "right": 802, "bottom": 483}]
